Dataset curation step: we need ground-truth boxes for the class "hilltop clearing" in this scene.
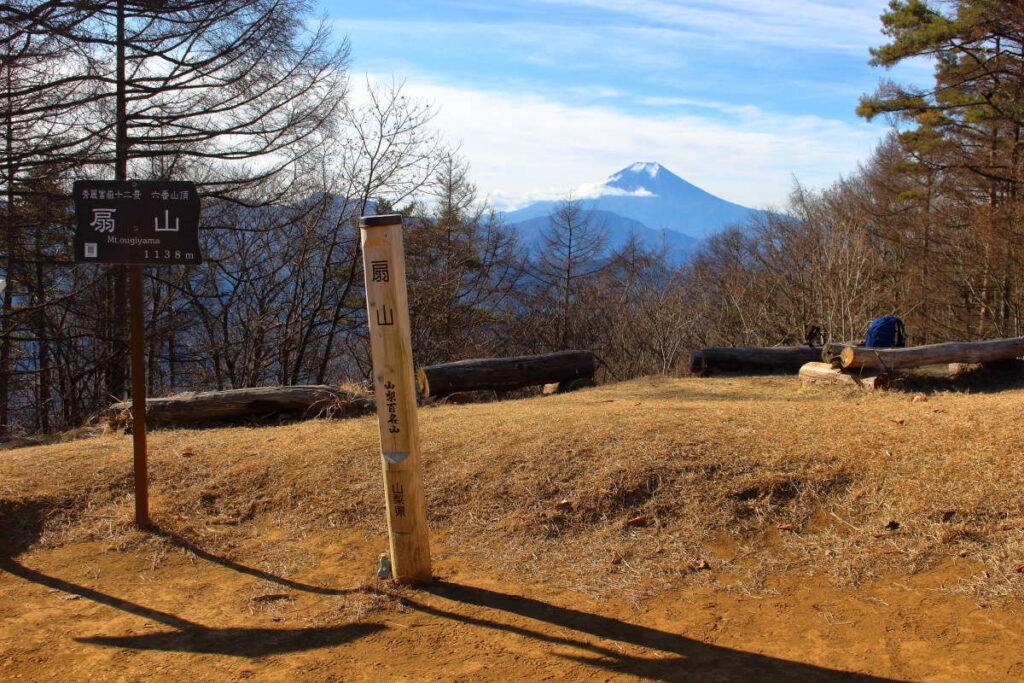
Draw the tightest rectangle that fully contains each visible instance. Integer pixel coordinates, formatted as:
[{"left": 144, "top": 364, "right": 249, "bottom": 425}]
[{"left": 2, "top": 376, "right": 1022, "bottom": 681}]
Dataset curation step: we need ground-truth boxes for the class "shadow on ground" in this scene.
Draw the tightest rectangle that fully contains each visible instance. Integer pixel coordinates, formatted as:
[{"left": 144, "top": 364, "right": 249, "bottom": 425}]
[
  {"left": 151, "top": 527, "right": 352, "bottom": 596},
  {"left": 0, "top": 520, "right": 382, "bottom": 657},
  {"left": 403, "top": 581, "right": 906, "bottom": 683},
  {"left": 0, "top": 555, "right": 383, "bottom": 656},
  {"left": 895, "top": 364, "right": 1024, "bottom": 395},
  {"left": 2, "top": 521, "right": 906, "bottom": 679}
]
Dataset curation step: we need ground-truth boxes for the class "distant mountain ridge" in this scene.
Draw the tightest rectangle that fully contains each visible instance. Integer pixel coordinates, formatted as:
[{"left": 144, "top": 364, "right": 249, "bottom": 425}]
[
  {"left": 508, "top": 208, "right": 699, "bottom": 258},
  {"left": 503, "top": 162, "right": 767, "bottom": 260}
]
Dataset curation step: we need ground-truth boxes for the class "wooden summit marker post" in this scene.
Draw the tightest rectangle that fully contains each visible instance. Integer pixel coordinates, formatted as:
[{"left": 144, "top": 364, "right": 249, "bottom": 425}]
[{"left": 359, "top": 214, "right": 432, "bottom": 585}]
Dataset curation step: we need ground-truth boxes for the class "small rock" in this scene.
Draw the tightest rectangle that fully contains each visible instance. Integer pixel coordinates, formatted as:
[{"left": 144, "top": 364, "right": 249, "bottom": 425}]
[
  {"left": 912, "top": 393, "right": 928, "bottom": 403},
  {"left": 694, "top": 559, "right": 711, "bottom": 571},
  {"left": 625, "top": 515, "right": 649, "bottom": 527},
  {"left": 554, "top": 499, "right": 572, "bottom": 511},
  {"left": 610, "top": 553, "right": 622, "bottom": 565}
]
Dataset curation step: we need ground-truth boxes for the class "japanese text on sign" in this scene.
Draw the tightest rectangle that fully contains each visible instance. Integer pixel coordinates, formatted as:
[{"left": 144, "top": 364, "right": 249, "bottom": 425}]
[
  {"left": 376, "top": 306, "right": 395, "bottom": 326},
  {"left": 391, "top": 483, "right": 406, "bottom": 517},
  {"left": 384, "top": 380, "right": 400, "bottom": 434},
  {"left": 371, "top": 260, "right": 390, "bottom": 282},
  {"left": 72, "top": 180, "right": 202, "bottom": 265}
]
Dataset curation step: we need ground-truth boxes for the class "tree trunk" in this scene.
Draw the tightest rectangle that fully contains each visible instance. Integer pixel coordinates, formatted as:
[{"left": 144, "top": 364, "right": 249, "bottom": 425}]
[
  {"left": 689, "top": 346, "right": 823, "bottom": 375},
  {"left": 840, "top": 337, "right": 1024, "bottom": 370},
  {"left": 107, "top": 266, "right": 129, "bottom": 400},
  {"left": 417, "top": 351, "right": 596, "bottom": 397},
  {"left": 108, "top": 385, "right": 373, "bottom": 425},
  {"left": 799, "top": 362, "right": 889, "bottom": 390},
  {"left": 0, "top": 266, "right": 12, "bottom": 436},
  {"left": 34, "top": 258, "right": 50, "bottom": 432}
]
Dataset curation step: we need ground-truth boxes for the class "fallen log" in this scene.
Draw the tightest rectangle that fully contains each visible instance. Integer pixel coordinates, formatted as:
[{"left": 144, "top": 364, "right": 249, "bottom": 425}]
[
  {"left": 840, "top": 337, "right": 1024, "bottom": 371},
  {"left": 417, "top": 351, "right": 595, "bottom": 397},
  {"left": 689, "top": 346, "right": 823, "bottom": 375},
  {"left": 821, "top": 341, "right": 857, "bottom": 366},
  {"left": 542, "top": 377, "right": 598, "bottom": 395},
  {"left": 799, "top": 362, "right": 889, "bottom": 390},
  {"left": 949, "top": 359, "right": 1024, "bottom": 378},
  {"left": 108, "top": 385, "right": 373, "bottom": 425}
]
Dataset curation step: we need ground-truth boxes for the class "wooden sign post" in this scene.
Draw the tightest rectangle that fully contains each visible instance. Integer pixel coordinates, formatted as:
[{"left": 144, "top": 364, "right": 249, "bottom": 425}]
[
  {"left": 359, "top": 214, "right": 432, "bottom": 585},
  {"left": 73, "top": 180, "right": 202, "bottom": 529}
]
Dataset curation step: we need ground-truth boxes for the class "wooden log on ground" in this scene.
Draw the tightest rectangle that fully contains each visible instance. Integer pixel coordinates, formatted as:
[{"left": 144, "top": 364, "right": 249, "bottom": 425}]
[
  {"left": 949, "top": 358, "right": 1024, "bottom": 378},
  {"left": 542, "top": 377, "right": 597, "bottom": 395},
  {"left": 799, "top": 362, "right": 889, "bottom": 390},
  {"left": 108, "top": 385, "right": 373, "bottom": 425},
  {"left": 840, "top": 337, "right": 1024, "bottom": 371},
  {"left": 821, "top": 341, "right": 857, "bottom": 366},
  {"left": 417, "top": 351, "right": 595, "bottom": 397},
  {"left": 689, "top": 346, "right": 823, "bottom": 375}
]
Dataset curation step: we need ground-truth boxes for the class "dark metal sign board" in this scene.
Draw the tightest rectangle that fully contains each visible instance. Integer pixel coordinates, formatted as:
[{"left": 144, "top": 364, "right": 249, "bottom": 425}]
[{"left": 73, "top": 180, "right": 202, "bottom": 265}]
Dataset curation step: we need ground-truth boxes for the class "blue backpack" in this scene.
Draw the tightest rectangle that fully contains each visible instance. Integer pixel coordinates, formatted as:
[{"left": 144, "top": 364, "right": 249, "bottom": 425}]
[{"left": 864, "top": 315, "right": 906, "bottom": 348}]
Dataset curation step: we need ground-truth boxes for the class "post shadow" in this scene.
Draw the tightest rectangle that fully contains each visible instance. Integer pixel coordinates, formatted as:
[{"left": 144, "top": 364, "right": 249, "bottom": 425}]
[
  {"left": 0, "top": 555, "right": 383, "bottom": 657},
  {"left": 149, "top": 526, "right": 355, "bottom": 596},
  {"left": 401, "top": 581, "right": 907, "bottom": 683},
  {"left": 2, "top": 516, "right": 905, "bottom": 674}
]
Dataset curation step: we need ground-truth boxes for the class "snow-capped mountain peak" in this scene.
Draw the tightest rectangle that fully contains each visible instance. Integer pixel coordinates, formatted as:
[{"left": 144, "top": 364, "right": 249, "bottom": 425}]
[
  {"left": 502, "top": 162, "right": 767, "bottom": 259},
  {"left": 623, "top": 161, "right": 663, "bottom": 178}
]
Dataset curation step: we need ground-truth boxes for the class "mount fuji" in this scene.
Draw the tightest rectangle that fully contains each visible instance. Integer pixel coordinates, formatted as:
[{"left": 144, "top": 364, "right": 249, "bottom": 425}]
[{"left": 503, "top": 162, "right": 767, "bottom": 260}]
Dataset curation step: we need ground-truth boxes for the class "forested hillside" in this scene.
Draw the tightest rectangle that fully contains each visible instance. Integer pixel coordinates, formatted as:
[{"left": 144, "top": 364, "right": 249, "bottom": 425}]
[{"left": 2, "top": 0, "right": 1022, "bottom": 434}]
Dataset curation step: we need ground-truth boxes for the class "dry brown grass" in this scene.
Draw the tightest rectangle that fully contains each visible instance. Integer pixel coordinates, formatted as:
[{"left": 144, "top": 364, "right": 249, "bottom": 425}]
[{"left": 2, "top": 375, "right": 1023, "bottom": 603}]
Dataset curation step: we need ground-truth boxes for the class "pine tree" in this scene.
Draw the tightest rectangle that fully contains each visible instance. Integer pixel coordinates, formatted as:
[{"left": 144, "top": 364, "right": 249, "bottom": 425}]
[{"left": 858, "top": 0, "right": 1024, "bottom": 337}]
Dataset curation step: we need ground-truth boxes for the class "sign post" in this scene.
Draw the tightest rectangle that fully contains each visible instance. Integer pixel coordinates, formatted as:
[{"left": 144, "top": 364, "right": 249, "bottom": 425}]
[
  {"left": 73, "top": 179, "right": 202, "bottom": 528},
  {"left": 359, "top": 214, "right": 432, "bottom": 585},
  {"left": 128, "top": 265, "right": 148, "bottom": 527}
]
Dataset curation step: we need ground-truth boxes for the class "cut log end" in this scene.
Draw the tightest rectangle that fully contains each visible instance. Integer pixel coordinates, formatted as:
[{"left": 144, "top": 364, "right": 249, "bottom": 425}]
[
  {"left": 416, "top": 367, "right": 430, "bottom": 398},
  {"left": 543, "top": 377, "right": 596, "bottom": 395},
  {"left": 822, "top": 342, "right": 856, "bottom": 367},
  {"left": 799, "top": 362, "right": 889, "bottom": 390}
]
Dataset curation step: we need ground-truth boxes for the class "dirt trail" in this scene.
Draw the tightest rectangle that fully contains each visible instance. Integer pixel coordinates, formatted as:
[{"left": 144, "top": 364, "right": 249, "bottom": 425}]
[{"left": 1, "top": 531, "right": 1021, "bottom": 682}]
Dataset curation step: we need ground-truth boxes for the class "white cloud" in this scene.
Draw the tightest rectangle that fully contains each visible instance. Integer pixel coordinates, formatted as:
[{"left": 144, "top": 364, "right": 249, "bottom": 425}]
[
  {"left": 528, "top": 0, "right": 885, "bottom": 51},
  {"left": 365, "top": 76, "right": 884, "bottom": 210},
  {"left": 575, "top": 182, "right": 657, "bottom": 199},
  {"left": 566, "top": 85, "right": 624, "bottom": 99}
]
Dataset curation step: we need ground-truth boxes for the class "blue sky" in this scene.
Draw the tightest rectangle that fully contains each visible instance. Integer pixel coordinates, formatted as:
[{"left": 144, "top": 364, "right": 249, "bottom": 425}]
[{"left": 321, "top": 0, "right": 933, "bottom": 210}]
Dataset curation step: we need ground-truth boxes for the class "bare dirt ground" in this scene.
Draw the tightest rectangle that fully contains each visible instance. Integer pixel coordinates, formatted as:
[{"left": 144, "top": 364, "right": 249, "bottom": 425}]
[{"left": 2, "top": 376, "right": 1023, "bottom": 681}]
